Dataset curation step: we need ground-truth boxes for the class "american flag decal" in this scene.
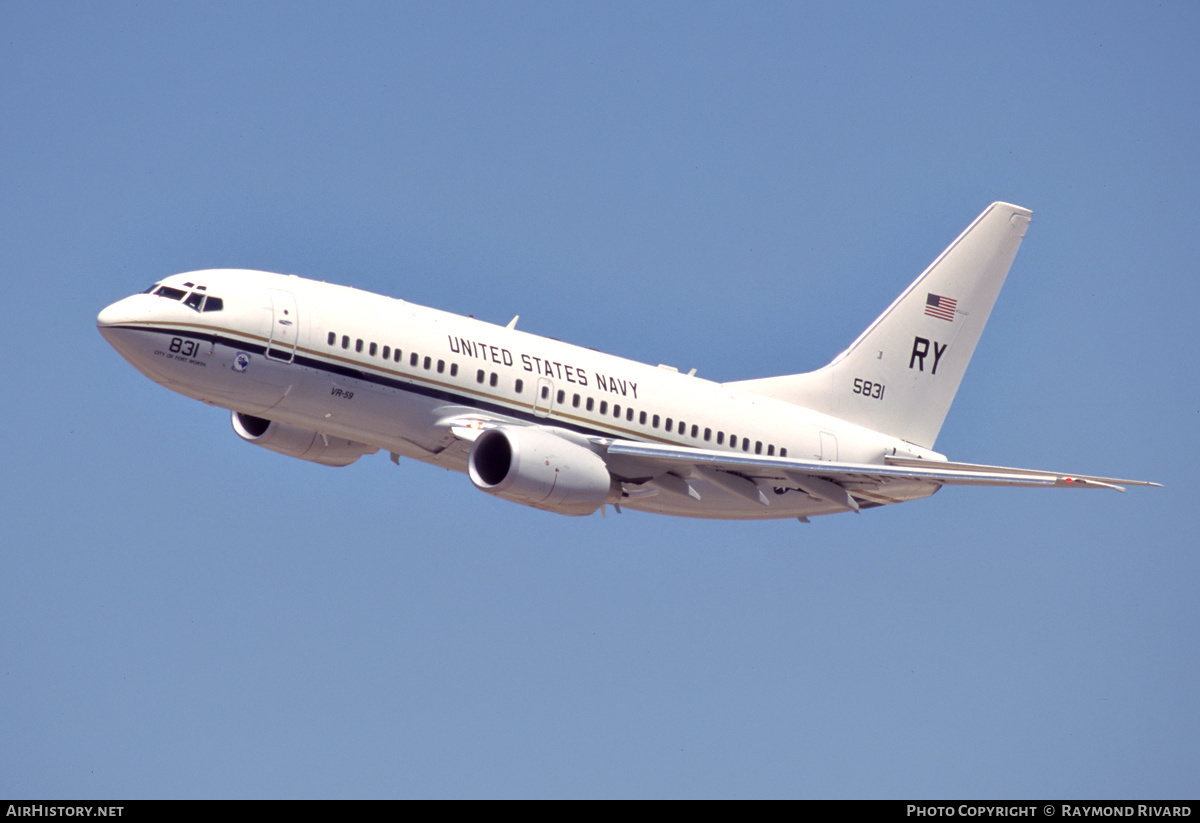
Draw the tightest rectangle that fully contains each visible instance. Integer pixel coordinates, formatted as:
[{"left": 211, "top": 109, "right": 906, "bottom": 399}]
[{"left": 925, "top": 293, "right": 957, "bottom": 321}]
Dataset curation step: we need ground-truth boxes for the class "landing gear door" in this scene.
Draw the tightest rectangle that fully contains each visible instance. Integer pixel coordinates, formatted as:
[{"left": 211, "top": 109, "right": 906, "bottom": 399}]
[{"left": 267, "top": 289, "right": 298, "bottom": 362}]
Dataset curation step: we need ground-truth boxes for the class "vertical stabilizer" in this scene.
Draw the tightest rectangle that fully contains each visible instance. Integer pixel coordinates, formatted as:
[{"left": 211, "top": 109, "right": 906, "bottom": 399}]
[{"left": 729, "top": 202, "right": 1032, "bottom": 449}]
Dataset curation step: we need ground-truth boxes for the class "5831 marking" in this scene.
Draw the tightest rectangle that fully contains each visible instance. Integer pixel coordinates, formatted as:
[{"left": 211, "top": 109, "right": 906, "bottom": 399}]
[{"left": 852, "top": 378, "right": 885, "bottom": 400}]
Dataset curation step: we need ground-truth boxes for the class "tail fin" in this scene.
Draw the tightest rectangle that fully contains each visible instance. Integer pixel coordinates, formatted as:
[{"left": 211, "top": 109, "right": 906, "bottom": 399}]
[{"left": 730, "top": 202, "right": 1032, "bottom": 449}]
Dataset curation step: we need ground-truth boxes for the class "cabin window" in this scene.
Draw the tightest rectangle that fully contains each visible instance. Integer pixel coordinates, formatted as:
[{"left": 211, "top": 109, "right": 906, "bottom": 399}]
[
  {"left": 355, "top": 339, "right": 364, "bottom": 353},
  {"left": 410, "top": 353, "right": 418, "bottom": 367},
  {"left": 327, "top": 332, "right": 336, "bottom": 346},
  {"left": 437, "top": 360, "right": 445, "bottom": 373},
  {"left": 489, "top": 373, "right": 497, "bottom": 387},
  {"left": 704, "top": 427, "right": 712, "bottom": 441},
  {"left": 423, "top": 356, "right": 431, "bottom": 370},
  {"left": 677, "top": 420, "right": 685, "bottom": 435},
  {"left": 477, "top": 370, "right": 486, "bottom": 384},
  {"left": 652, "top": 414, "right": 660, "bottom": 428},
  {"left": 717, "top": 432, "right": 725, "bottom": 445},
  {"left": 780, "top": 447, "right": 788, "bottom": 458},
  {"left": 541, "top": 385, "right": 549, "bottom": 400},
  {"left": 613, "top": 404, "right": 620, "bottom": 417},
  {"left": 690, "top": 424, "right": 698, "bottom": 438},
  {"left": 557, "top": 390, "right": 565, "bottom": 404},
  {"left": 755, "top": 441, "right": 763, "bottom": 455},
  {"left": 342, "top": 335, "right": 350, "bottom": 349},
  {"left": 665, "top": 417, "right": 673, "bottom": 430},
  {"left": 382, "top": 345, "right": 390, "bottom": 360},
  {"left": 599, "top": 401, "right": 608, "bottom": 415},
  {"left": 639, "top": 411, "right": 647, "bottom": 425},
  {"left": 572, "top": 393, "right": 581, "bottom": 408},
  {"left": 627, "top": 408, "right": 634, "bottom": 422},
  {"left": 767, "top": 445, "right": 775, "bottom": 456},
  {"left": 743, "top": 439, "right": 751, "bottom": 452},
  {"left": 369, "top": 342, "right": 378, "bottom": 357},
  {"left": 729, "top": 435, "right": 737, "bottom": 449},
  {"left": 586, "top": 397, "right": 594, "bottom": 411},
  {"left": 515, "top": 379, "right": 524, "bottom": 393},
  {"left": 394, "top": 349, "right": 402, "bottom": 363},
  {"left": 450, "top": 363, "right": 458, "bottom": 377}
]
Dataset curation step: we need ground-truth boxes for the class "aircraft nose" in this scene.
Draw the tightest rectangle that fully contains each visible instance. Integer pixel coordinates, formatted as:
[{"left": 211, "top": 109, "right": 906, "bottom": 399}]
[
  {"left": 97, "top": 300, "right": 122, "bottom": 330},
  {"left": 97, "top": 295, "right": 148, "bottom": 351},
  {"left": 97, "top": 294, "right": 145, "bottom": 326}
]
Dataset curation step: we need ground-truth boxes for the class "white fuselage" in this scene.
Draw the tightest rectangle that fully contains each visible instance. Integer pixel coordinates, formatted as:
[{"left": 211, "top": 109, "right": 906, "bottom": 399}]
[{"left": 98, "top": 269, "right": 938, "bottom": 519}]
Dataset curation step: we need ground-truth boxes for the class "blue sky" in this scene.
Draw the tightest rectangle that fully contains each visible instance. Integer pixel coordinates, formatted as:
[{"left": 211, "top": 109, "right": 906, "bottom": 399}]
[{"left": 2, "top": 1, "right": 1195, "bottom": 798}]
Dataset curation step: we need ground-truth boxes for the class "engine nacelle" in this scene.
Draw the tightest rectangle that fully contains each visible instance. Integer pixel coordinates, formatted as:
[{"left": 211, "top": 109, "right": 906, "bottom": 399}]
[
  {"left": 468, "top": 426, "right": 616, "bottom": 516},
  {"left": 231, "top": 411, "right": 377, "bottom": 467}
]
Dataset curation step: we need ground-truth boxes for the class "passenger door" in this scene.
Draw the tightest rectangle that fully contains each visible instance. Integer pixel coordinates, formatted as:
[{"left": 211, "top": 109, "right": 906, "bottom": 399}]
[{"left": 266, "top": 289, "right": 298, "bottom": 362}]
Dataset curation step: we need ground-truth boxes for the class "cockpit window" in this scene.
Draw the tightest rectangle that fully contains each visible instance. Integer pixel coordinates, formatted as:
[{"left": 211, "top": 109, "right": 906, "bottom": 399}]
[{"left": 149, "top": 284, "right": 225, "bottom": 312}]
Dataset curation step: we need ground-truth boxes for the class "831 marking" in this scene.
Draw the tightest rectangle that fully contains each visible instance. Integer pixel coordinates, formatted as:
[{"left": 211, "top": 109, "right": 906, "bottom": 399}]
[{"left": 169, "top": 337, "right": 200, "bottom": 358}]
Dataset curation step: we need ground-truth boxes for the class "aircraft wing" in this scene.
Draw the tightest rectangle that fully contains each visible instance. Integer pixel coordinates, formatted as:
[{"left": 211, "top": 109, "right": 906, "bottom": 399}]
[
  {"left": 598, "top": 438, "right": 1158, "bottom": 507},
  {"left": 441, "top": 416, "right": 1156, "bottom": 513}
]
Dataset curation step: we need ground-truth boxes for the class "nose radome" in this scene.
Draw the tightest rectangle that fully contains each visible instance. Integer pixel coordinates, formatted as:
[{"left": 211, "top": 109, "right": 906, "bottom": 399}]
[
  {"left": 97, "top": 300, "right": 122, "bottom": 348},
  {"left": 97, "top": 295, "right": 146, "bottom": 329},
  {"left": 96, "top": 301, "right": 122, "bottom": 328},
  {"left": 97, "top": 295, "right": 151, "bottom": 355}
]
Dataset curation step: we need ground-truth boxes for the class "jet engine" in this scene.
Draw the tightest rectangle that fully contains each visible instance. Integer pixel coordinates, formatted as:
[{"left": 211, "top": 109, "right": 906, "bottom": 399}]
[
  {"left": 231, "top": 411, "right": 377, "bottom": 467},
  {"left": 468, "top": 426, "right": 617, "bottom": 516}
]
